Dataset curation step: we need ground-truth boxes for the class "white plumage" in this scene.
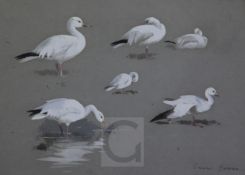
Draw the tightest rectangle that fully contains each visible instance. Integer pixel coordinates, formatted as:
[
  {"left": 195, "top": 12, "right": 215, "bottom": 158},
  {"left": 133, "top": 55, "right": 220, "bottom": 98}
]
[
  {"left": 111, "top": 17, "right": 166, "bottom": 54},
  {"left": 105, "top": 72, "right": 139, "bottom": 91},
  {"left": 28, "top": 98, "right": 104, "bottom": 136},
  {"left": 150, "top": 87, "right": 219, "bottom": 124},
  {"left": 165, "top": 28, "right": 208, "bottom": 49},
  {"left": 16, "top": 17, "right": 87, "bottom": 76}
]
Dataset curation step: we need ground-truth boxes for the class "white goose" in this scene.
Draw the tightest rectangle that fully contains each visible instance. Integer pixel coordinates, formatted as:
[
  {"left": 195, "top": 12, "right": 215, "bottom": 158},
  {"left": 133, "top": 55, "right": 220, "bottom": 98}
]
[
  {"left": 165, "top": 28, "right": 208, "bottom": 49},
  {"left": 28, "top": 98, "right": 104, "bottom": 136},
  {"left": 111, "top": 17, "right": 166, "bottom": 54},
  {"left": 15, "top": 17, "right": 87, "bottom": 76},
  {"left": 104, "top": 72, "right": 139, "bottom": 91},
  {"left": 150, "top": 87, "right": 219, "bottom": 124}
]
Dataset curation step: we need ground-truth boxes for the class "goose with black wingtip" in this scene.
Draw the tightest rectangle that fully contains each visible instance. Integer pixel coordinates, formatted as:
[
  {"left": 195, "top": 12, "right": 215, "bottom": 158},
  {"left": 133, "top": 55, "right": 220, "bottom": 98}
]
[{"left": 15, "top": 17, "right": 87, "bottom": 76}]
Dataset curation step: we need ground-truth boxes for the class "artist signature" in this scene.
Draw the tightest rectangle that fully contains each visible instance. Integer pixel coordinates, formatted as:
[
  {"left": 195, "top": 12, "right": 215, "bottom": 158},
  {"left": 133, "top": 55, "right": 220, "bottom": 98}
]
[{"left": 193, "top": 163, "right": 242, "bottom": 173}]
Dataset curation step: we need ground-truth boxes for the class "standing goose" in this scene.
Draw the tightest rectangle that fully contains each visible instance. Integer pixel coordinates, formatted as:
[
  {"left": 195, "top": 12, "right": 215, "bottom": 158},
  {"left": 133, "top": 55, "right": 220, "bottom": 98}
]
[
  {"left": 15, "top": 17, "right": 87, "bottom": 76},
  {"left": 111, "top": 17, "right": 166, "bottom": 54},
  {"left": 165, "top": 28, "right": 208, "bottom": 49},
  {"left": 28, "top": 98, "right": 104, "bottom": 136},
  {"left": 104, "top": 72, "right": 139, "bottom": 91},
  {"left": 150, "top": 87, "right": 219, "bottom": 125}
]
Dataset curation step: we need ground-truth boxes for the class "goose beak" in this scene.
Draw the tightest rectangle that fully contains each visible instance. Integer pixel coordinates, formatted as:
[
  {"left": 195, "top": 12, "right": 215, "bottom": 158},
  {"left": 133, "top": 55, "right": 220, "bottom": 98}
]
[
  {"left": 215, "top": 93, "right": 220, "bottom": 97},
  {"left": 83, "top": 24, "right": 88, "bottom": 28}
]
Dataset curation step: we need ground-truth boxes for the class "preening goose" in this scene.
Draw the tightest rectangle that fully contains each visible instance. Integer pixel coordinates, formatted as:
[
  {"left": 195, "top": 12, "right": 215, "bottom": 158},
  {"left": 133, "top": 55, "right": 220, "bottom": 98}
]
[
  {"left": 111, "top": 17, "right": 166, "bottom": 54},
  {"left": 104, "top": 72, "right": 139, "bottom": 91}
]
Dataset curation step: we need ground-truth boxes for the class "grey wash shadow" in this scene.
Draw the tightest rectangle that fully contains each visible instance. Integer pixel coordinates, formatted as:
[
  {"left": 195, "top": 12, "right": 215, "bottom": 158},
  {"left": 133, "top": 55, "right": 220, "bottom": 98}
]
[
  {"left": 165, "top": 44, "right": 176, "bottom": 50},
  {"left": 36, "top": 135, "right": 104, "bottom": 168},
  {"left": 127, "top": 53, "right": 157, "bottom": 60},
  {"left": 34, "top": 69, "right": 69, "bottom": 76},
  {"left": 155, "top": 119, "right": 221, "bottom": 128},
  {"left": 112, "top": 90, "right": 138, "bottom": 95},
  {"left": 38, "top": 119, "right": 101, "bottom": 139},
  {"left": 34, "top": 119, "right": 119, "bottom": 168}
]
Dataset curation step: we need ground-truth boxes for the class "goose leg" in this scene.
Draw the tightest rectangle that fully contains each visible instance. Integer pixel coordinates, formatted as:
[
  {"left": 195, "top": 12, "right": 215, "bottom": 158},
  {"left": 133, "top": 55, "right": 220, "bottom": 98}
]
[
  {"left": 56, "top": 63, "right": 63, "bottom": 77},
  {"left": 145, "top": 46, "right": 149, "bottom": 55},
  {"left": 192, "top": 115, "right": 196, "bottom": 126},
  {"left": 58, "top": 124, "right": 64, "bottom": 136},
  {"left": 66, "top": 125, "right": 70, "bottom": 137}
]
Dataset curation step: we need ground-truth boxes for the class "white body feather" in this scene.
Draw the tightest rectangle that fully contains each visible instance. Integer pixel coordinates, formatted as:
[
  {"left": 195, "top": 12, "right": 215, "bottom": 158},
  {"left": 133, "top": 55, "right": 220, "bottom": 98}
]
[
  {"left": 174, "top": 28, "right": 208, "bottom": 49},
  {"left": 113, "top": 17, "right": 166, "bottom": 48},
  {"left": 163, "top": 88, "right": 217, "bottom": 119},
  {"left": 18, "top": 17, "right": 86, "bottom": 64},
  {"left": 105, "top": 72, "right": 139, "bottom": 91},
  {"left": 30, "top": 98, "right": 104, "bottom": 126}
]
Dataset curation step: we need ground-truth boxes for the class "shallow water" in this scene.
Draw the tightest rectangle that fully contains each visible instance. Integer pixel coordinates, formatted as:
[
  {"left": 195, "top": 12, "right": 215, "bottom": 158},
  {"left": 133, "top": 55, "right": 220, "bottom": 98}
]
[{"left": 37, "top": 136, "right": 104, "bottom": 168}]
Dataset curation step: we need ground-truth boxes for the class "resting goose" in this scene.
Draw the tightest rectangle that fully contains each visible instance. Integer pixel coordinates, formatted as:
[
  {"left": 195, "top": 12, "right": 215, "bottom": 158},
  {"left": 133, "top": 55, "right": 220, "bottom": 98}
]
[{"left": 165, "top": 28, "right": 208, "bottom": 49}]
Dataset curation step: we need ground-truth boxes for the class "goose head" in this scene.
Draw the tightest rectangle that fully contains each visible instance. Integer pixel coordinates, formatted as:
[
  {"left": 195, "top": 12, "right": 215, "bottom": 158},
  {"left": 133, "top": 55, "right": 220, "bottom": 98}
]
[
  {"left": 94, "top": 109, "right": 105, "bottom": 123},
  {"left": 194, "top": 28, "right": 203, "bottom": 36},
  {"left": 67, "top": 17, "right": 87, "bottom": 28},
  {"left": 85, "top": 105, "right": 105, "bottom": 123},
  {"left": 145, "top": 17, "right": 160, "bottom": 26},
  {"left": 129, "top": 72, "right": 139, "bottom": 82},
  {"left": 206, "top": 87, "right": 219, "bottom": 97}
]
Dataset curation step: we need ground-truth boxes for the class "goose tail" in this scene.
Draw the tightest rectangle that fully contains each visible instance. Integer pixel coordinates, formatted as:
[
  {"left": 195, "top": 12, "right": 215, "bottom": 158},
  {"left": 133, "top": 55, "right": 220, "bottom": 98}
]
[
  {"left": 104, "top": 86, "right": 115, "bottom": 91},
  {"left": 27, "top": 109, "right": 46, "bottom": 120},
  {"left": 15, "top": 52, "right": 39, "bottom": 63},
  {"left": 111, "top": 39, "right": 128, "bottom": 48},
  {"left": 150, "top": 109, "right": 174, "bottom": 122},
  {"left": 165, "top": 40, "right": 176, "bottom": 44}
]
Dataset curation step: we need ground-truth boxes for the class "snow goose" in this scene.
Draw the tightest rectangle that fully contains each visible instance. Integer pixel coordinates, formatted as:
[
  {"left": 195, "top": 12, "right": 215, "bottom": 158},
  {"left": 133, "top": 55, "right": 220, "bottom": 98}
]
[
  {"left": 165, "top": 28, "right": 208, "bottom": 49},
  {"left": 111, "top": 17, "right": 166, "bottom": 54},
  {"left": 150, "top": 87, "right": 219, "bottom": 125},
  {"left": 104, "top": 72, "right": 139, "bottom": 92},
  {"left": 15, "top": 17, "right": 87, "bottom": 76},
  {"left": 27, "top": 98, "right": 104, "bottom": 136}
]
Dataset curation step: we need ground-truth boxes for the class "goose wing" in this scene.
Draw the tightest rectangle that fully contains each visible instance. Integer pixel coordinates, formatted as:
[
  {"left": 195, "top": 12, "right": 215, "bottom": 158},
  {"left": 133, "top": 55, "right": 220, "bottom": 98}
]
[
  {"left": 176, "top": 34, "right": 201, "bottom": 48},
  {"left": 171, "top": 103, "right": 195, "bottom": 118},
  {"left": 110, "top": 74, "right": 130, "bottom": 87},
  {"left": 123, "top": 25, "right": 154, "bottom": 45},
  {"left": 34, "top": 35, "right": 77, "bottom": 58},
  {"left": 36, "top": 98, "right": 83, "bottom": 117}
]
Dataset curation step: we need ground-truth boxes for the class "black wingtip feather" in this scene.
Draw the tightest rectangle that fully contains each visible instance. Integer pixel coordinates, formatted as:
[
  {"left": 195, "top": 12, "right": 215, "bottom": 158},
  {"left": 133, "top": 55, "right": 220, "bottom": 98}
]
[
  {"left": 27, "top": 109, "right": 41, "bottom": 117},
  {"left": 150, "top": 109, "right": 174, "bottom": 122},
  {"left": 111, "top": 39, "right": 128, "bottom": 46},
  {"left": 15, "top": 52, "right": 39, "bottom": 60},
  {"left": 165, "top": 40, "right": 176, "bottom": 44}
]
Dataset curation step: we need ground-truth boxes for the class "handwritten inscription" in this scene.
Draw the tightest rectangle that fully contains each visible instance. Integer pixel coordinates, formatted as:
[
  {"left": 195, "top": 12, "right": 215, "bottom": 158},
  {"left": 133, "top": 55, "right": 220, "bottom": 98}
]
[{"left": 193, "top": 163, "right": 241, "bottom": 173}]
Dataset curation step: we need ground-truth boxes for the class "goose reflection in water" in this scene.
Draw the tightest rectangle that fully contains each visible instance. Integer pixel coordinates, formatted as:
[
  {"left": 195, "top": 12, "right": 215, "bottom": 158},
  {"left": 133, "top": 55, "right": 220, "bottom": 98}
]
[
  {"left": 36, "top": 120, "right": 105, "bottom": 168},
  {"left": 37, "top": 136, "right": 104, "bottom": 168}
]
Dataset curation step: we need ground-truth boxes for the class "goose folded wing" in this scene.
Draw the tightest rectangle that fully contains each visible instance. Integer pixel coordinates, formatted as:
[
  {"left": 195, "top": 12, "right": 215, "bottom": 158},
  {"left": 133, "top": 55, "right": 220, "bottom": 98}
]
[
  {"left": 173, "top": 103, "right": 195, "bottom": 117},
  {"left": 39, "top": 99, "right": 82, "bottom": 117},
  {"left": 110, "top": 74, "right": 130, "bottom": 86},
  {"left": 34, "top": 35, "right": 75, "bottom": 58},
  {"left": 178, "top": 35, "right": 199, "bottom": 46},
  {"left": 124, "top": 30, "right": 154, "bottom": 45}
]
